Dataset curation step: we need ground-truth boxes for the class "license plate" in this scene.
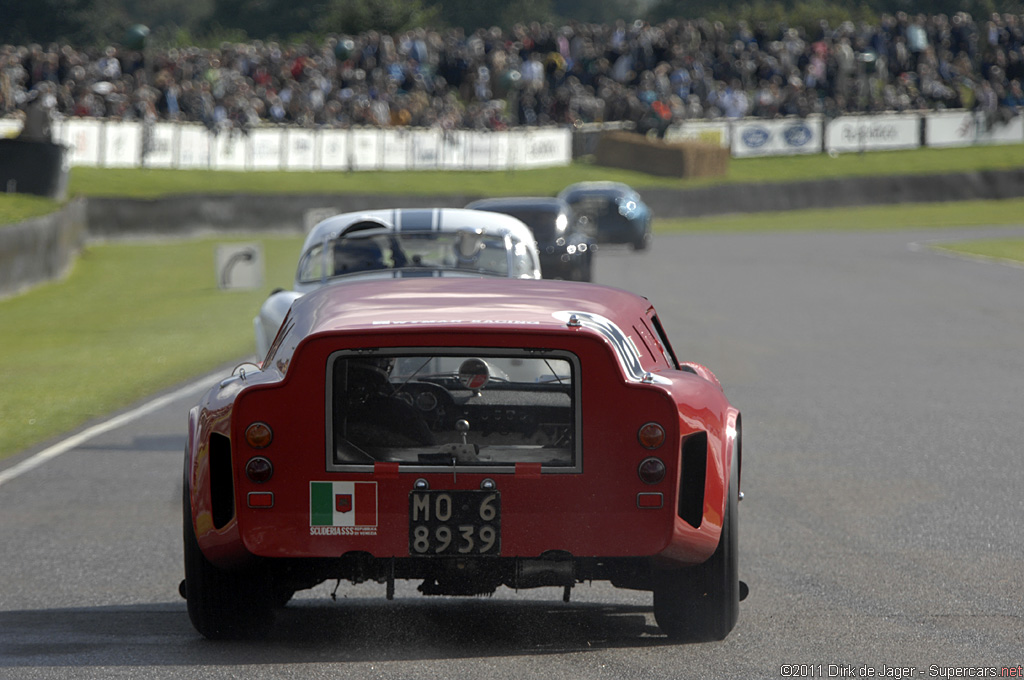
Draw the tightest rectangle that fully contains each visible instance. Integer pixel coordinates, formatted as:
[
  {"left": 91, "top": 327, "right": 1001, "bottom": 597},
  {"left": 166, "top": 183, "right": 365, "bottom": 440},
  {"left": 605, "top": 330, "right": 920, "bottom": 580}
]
[{"left": 409, "top": 490, "right": 500, "bottom": 555}]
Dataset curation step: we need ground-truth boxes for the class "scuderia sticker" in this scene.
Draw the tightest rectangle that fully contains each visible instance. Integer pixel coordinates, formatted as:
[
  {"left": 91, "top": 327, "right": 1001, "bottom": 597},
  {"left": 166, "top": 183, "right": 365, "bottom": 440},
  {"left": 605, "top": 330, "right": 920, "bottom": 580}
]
[{"left": 309, "top": 481, "right": 378, "bottom": 536}]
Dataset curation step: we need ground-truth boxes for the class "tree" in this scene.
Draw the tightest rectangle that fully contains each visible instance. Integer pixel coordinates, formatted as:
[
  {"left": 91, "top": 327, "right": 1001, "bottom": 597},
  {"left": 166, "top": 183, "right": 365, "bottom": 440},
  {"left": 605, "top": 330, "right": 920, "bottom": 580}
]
[
  {"left": 552, "top": 0, "right": 648, "bottom": 24},
  {"left": 2, "top": 0, "right": 127, "bottom": 45},
  {"left": 120, "top": 0, "right": 215, "bottom": 40},
  {"left": 316, "top": 0, "right": 440, "bottom": 35},
  {"left": 208, "top": 0, "right": 327, "bottom": 41}
]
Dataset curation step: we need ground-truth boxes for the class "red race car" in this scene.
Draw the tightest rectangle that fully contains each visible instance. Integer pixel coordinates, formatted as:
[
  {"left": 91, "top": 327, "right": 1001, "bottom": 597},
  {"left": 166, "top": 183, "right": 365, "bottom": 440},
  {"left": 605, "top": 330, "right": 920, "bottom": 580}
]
[{"left": 182, "top": 277, "right": 744, "bottom": 641}]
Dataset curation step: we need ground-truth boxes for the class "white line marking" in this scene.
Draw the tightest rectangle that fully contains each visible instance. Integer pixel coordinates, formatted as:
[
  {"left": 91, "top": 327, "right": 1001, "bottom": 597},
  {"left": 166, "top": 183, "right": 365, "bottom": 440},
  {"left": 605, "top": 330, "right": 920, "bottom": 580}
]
[{"left": 0, "top": 373, "right": 217, "bottom": 488}]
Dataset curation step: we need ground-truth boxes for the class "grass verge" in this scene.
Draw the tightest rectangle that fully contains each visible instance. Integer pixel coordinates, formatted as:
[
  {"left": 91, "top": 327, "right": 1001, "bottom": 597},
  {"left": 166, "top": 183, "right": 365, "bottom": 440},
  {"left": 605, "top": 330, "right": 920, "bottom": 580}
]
[
  {"left": 53, "top": 142, "right": 1024, "bottom": 198},
  {"left": 932, "top": 238, "right": 1024, "bottom": 264},
  {"left": 658, "top": 198, "right": 1024, "bottom": 233},
  {"left": 0, "top": 193, "right": 61, "bottom": 226},
  {"left": 2, "top": 143, "right": 1023, "bottom": 224},
  {"left": 0, "top": 234, "right": 303, "bottom": 458}
]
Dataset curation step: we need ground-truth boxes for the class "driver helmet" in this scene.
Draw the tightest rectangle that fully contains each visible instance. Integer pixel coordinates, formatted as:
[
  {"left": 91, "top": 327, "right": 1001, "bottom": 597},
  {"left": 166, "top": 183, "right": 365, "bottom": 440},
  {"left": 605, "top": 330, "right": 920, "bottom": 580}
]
[{"left": 333, "top": 238, "right": 385, "bottom": 273}]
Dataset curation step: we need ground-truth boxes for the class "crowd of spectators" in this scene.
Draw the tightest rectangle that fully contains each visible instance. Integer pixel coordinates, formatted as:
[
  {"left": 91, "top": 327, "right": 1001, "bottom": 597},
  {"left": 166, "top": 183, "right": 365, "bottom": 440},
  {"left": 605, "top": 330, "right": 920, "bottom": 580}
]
[{"left": 3, "top": 12, "right": 1024, "bottom": 136}]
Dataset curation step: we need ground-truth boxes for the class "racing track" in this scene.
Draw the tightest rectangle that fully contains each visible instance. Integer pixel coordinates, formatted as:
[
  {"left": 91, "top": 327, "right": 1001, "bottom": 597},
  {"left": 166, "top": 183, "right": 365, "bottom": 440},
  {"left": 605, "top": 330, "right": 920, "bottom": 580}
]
[{"left": 1, "top": 227, "right": 1022, "bottom": 679}]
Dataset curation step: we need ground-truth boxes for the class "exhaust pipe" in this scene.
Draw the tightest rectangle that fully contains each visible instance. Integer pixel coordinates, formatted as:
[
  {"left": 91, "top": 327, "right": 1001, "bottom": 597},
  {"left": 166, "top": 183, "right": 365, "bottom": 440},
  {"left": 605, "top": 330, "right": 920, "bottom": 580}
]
[{"left": 514, "top": 557, "right": 575, "bottom": 588}]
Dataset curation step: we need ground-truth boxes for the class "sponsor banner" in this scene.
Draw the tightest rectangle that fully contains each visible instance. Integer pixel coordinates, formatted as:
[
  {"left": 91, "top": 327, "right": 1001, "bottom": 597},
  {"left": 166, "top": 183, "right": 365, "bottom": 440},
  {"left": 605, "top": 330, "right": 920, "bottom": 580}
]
[
  {"left": 285, "top": 128, "right": 316, "bottom": 170},
  {"left": 310, "top": 481, "right": 377, "bottom": 529},
  {"left": 380, "top": 128, "right": 411, "bottom": 170},
  {"left": 520, "top": 128, "right": 572, "bottom": 168},
  {"left": 925, "top": 110, "right": 1024, "bottom": 148},
  {"left": 465, "top": 131, "right": 496, "bottom": 169},
  {"left": 60, "top": 119, "right": 103, "bottom": 166},
  {"left": 251, "top": 128, "right": 282, "bottom": 170},
  {"left": 143, "top": 123, "right": 176, "bottom": 168},
  {"left": 437, "top": 130, "right": 466, "bottom": 170},
  {"left": 103, "top": 121, "right": 140, "bottom": 168},
  {"left": 490, "top": 131, "right": 512, "bottom": 170},
  {"left": 212, "top": 130, "right": 248, "bottom": 170},
  {"left": 410, "top": 129, "right": 442, "bottom": 169},
  {"left": 663, "top": 121, "right": 731, "bottom": 148},
  {"left": 825, "top": 114, "right": 921, "bottom": 154},
  {"left": 350, "top": 128, "right": 382, "bottom": 170},
  {"left": 505, "top": 131, "right": 526, "bottom": 169},
  {"left": 34, "top": 119, "right": 577, "bottom": 171},
  {"left": 319, "top": 129, "right": 349, "bottom": 170},
  {"left": 731, "top": 117, "right": 822, "bottom": 157},
  {"left": 177, "top": 124, "right": 211, "bottom": 169}
]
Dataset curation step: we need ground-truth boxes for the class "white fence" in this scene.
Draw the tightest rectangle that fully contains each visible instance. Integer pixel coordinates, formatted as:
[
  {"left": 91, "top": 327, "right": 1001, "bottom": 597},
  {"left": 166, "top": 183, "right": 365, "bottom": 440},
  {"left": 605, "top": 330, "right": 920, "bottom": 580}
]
[
  {"left": 924, "top": 110, "right": 1024, "bottom": 148},
  {"left": 1, "top": 118, "right": 573, "bottom": 172},
  {"left": 2, "top": 109, "right": 1021, "bottom": 169}
]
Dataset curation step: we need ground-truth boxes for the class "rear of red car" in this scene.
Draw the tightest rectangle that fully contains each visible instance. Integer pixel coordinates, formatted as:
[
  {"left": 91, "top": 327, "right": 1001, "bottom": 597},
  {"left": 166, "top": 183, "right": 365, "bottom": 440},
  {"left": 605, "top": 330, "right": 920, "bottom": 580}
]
[{"left": 183, "top": 281, "right": 740, "bottom": 641}]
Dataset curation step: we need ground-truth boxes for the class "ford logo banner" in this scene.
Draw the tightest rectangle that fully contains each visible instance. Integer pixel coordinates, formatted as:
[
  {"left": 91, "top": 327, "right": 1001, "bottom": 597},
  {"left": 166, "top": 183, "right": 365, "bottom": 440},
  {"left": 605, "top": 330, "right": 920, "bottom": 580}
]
[
  {"left": 783, "top": 124, "right": 813, "bottom": 147},
  {"left": 741, "top": 126, "right": 771, "bottom": 148}
]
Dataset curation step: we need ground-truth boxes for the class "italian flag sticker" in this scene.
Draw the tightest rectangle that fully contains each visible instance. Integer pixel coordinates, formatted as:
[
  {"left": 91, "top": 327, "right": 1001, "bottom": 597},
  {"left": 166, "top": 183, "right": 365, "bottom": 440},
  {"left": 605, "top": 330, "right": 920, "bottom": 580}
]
[{"left": 310, "top": 481, "right": 377, "bottom": 527}]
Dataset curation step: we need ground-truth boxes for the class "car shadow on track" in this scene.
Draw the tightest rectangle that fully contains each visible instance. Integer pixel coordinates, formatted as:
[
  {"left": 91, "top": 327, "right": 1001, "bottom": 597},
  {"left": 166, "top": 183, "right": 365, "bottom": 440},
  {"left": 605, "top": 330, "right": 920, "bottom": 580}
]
[{"left": 0, "top": 599, "right": 680, "bottom": 668}]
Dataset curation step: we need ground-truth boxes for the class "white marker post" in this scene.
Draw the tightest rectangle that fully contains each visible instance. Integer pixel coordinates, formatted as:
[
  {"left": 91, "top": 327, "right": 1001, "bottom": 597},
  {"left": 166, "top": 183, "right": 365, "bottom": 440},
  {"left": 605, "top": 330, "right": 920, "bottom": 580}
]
[{"left": 215, "top": 243, "right": 264, "bottom": 290}]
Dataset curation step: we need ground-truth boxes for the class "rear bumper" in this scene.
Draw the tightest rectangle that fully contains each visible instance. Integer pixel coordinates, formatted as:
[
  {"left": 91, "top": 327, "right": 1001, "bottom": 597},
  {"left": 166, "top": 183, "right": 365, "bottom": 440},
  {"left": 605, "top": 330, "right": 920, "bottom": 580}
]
[
  {"left": 232, "top": 551, "right": 690, "bottom": 597},
  {"left": 595, "top": 215, "right": 646, "bottom": 243}
]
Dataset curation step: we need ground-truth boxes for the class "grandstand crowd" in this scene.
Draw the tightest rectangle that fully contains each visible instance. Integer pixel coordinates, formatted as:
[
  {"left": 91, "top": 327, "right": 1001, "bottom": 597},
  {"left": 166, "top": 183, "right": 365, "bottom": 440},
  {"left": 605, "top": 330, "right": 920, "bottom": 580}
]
[{"left": 3, "top": 12, "right": 1024, "bottom": 135}]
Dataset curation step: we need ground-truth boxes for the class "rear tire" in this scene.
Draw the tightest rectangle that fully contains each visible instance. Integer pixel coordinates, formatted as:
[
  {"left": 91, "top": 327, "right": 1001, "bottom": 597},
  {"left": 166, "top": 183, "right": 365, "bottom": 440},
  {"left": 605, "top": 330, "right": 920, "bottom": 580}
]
[
  {"left": 632, "top": 224, "right": 651, "bottom": 251},
  {"left": 653, "top": 438, "right": 740, "bottom": 642},
  {"left": 581, "top": 254, "right": 594, "bottom": 282},
  {"left": 183, "top": 487, "right": 274, "bottom": 639}
]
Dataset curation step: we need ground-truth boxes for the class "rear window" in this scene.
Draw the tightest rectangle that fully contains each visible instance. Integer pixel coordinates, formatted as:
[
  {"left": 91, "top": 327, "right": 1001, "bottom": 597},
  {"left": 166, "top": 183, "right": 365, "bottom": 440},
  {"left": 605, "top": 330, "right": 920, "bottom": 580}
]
[
  {"left": 491, "top": 209, "right": 561, "bottom": 241},
  {"left": 564, "top": 194, "right": 614, "bottom": 218},
  {"left": 298, "top": 231, "right": 514, "bottom": 283},
  {"left": 326, "top": 349, "right": 580, "bottom": 473}
]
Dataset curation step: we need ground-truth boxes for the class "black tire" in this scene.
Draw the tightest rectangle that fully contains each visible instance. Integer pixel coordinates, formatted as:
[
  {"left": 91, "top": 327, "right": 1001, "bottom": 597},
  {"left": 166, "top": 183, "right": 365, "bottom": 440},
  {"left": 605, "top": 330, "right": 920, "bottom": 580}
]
[
  {"left": 271, "top": 586, "right": 296, "bottom": 609},
  {"left": 183, "top": 487, "right": 275, "bottom": 639},
  {"left": 653, "top": 435, "right": 740, "bottom": 642}
]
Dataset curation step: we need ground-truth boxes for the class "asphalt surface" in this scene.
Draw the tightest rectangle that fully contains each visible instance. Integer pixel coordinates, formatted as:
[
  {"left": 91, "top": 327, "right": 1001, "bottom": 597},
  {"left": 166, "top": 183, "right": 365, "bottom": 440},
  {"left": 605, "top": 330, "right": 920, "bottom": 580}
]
[{"left": 1, "top": 228, "right": 1022, "bottom": 679}]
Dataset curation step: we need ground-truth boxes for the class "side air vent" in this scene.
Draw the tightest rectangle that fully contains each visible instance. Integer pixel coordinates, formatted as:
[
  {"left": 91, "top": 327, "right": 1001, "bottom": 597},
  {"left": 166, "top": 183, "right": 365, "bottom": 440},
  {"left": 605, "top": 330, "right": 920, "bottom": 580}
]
[
  {"left": 209, "top": 433, "right": 235, "bottom": 529},
  {"left": 678, "top": 431, "right": 707, "bottom": 528}
]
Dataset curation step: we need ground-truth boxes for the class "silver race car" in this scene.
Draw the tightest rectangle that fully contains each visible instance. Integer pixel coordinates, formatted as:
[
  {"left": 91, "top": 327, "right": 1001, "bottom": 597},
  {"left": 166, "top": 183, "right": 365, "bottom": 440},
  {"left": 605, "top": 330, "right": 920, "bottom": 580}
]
[{"left": 254, "top": 208, "right": 543, "bottom": 359}]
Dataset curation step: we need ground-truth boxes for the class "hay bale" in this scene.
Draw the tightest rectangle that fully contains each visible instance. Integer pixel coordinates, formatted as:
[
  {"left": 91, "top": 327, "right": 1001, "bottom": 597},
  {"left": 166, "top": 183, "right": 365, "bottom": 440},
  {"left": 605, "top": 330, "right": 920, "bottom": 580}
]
[{"left": 594, "top": 131, "right": 729, "bottom": 178}]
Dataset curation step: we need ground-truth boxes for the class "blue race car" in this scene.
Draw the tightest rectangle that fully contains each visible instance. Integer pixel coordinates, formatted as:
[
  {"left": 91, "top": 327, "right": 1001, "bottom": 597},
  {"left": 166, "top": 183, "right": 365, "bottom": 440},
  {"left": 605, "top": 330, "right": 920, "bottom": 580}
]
[{"left": 558, "top": 181, "right": 652, "bottom": 251}]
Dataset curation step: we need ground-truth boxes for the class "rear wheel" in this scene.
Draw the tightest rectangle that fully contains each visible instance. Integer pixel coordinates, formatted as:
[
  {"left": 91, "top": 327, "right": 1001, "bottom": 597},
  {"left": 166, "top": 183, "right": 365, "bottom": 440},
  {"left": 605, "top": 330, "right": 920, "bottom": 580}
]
[
  {"left": 653, "top": 438, "right": 740, "bottom": 641},
  {"left": 632, "top": 226, "right": 651, "bottom": 251},
  {"left": 581, "top": 253, "right": 594, "bottom": 282},
  {"left": 183, "top": 488, "right": 275, "bottom": 639}
]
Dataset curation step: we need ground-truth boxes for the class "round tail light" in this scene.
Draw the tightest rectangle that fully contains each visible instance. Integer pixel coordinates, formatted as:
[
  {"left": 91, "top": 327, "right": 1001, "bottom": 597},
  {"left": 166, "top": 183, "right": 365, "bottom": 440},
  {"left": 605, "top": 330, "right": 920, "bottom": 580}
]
[
  {"left": 245, "top": 456, "right": 274, "bottom": 483},
  {"left": 638, "top": 457, "right": 667, "bottom": 484},
  {"left": 638, "top": 422, "right": 665, "bottom": 449},
  {"left": 245, "top": 422, "right": 273, "bottom": 449}
]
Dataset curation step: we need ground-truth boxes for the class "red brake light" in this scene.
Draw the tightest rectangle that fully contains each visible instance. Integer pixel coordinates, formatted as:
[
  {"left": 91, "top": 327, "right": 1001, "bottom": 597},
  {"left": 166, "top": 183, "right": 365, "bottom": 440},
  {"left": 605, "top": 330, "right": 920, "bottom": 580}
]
[
  {"left": 638, "top": 457, "right": 666, "bottom": 484},
  {"left": 245, "top": 456, "right": 274, "bottom": 483}
]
